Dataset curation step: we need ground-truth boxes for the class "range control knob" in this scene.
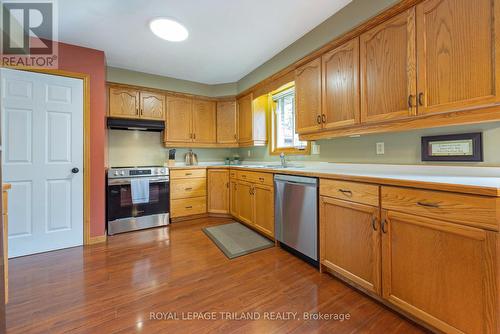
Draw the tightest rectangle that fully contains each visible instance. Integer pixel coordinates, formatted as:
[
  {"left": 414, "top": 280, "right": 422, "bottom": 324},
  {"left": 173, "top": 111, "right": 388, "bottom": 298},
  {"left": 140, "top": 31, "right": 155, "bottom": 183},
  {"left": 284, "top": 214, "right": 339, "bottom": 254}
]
[
  {"left": 114, "top": 171, "right": 119, "bottom": 176},
  {"left": 120, "top": 171, "right": 125, "bottom": 176}
]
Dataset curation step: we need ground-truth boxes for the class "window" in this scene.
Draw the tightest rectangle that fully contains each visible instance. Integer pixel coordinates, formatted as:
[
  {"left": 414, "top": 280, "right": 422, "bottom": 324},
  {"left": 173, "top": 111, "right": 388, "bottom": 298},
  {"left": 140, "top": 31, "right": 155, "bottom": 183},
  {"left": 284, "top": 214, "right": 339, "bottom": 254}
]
[{"left": 270, "top": 85, "right": 309, "bottom": 155}]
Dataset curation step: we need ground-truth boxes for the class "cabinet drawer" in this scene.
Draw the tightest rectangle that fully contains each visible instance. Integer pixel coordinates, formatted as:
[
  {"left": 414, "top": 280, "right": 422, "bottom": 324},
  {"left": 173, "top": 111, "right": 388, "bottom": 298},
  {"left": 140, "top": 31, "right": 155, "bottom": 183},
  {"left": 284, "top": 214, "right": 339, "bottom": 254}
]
[
  {"left": 171, "top": 178, "right": 206, "bottom": 199},
  {"left": 381, "top": 186, "right": 499, "bottom": 230},
  {"left": 170, "top": 169, "right": 206, "bottom": 179},
  {"left": 171, "top": 197, "right": 206, "bottom": 218},
  {"left": 320, "top": 179, "right": 379, "bottom": 207},
  {"left": 237, "top": 171, "right": 273, "bottom": 186}
]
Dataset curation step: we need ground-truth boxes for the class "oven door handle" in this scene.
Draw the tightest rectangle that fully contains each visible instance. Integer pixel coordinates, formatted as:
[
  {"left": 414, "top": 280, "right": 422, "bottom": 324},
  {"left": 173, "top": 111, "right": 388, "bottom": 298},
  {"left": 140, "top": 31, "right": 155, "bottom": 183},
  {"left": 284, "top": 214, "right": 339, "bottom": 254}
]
[{"left": 108, "top": 177, "right": 169, "bottom": 186}]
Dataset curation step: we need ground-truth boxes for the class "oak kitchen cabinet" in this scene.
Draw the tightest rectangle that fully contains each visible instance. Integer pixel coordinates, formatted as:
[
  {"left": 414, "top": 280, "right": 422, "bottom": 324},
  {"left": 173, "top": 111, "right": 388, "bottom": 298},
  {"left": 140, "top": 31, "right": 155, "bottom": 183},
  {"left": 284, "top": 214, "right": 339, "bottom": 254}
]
[
  {"left": 320, "top": 180, "right": 381, "bottom": 295},
  {"left": 237, "top": 94, "right": 267, "bottom": 147},
  {"left": 233, "top": 171, "right": 274, "bottom": 238},
  {"left": 322, "top": 38, "right": 360, "bottom": 129},
  {"left": 416, "top": 0, "right": 500, "bottom": 115},
  {"left": 109, "top": 86, "right": 165, "bottom": 120},
  {"left": 165, "top": 96, "right": 217, "bottom": 146},
  {"left": 360, "top": 8, "right": 416, "bottom": 123},
  {"left": 207, "top": 169, "right": 230, "bottom": 214},
  {"left": 170, "top": 169, "right": 207, "bottom": 219},
  {"left": 216, "top": 101, "right": 238, "bottom": 145},
  {"left": 295, "top": 58, "right": 322, "bottom": 134}
]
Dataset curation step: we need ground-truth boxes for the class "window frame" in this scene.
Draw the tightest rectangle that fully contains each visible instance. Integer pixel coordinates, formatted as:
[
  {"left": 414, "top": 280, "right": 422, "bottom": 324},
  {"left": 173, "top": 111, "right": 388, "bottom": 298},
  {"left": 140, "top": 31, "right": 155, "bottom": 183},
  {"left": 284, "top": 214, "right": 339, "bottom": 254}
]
[{"left": 269, "top": 82, "right": 310, "bottom": 156}]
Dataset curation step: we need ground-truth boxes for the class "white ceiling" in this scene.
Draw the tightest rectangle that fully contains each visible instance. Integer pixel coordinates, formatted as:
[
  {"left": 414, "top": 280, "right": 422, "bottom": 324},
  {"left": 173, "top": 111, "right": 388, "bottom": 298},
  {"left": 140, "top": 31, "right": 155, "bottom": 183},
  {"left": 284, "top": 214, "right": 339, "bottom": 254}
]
[{"left": 58, "top": 0, "right": 352, "bottom": 84}]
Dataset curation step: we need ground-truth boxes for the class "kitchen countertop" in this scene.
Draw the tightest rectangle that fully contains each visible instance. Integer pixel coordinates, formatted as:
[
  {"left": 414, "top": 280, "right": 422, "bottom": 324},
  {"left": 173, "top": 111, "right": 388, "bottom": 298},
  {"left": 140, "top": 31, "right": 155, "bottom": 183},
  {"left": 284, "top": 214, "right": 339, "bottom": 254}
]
[{"left": 169, "top": 162, "right": 500, "bottom": 196}]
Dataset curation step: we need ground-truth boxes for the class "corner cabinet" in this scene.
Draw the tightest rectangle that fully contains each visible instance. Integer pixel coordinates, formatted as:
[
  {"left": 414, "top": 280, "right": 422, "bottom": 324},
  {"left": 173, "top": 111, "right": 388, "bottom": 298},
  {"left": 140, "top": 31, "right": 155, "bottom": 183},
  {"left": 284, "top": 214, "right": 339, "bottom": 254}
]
[
  {"left": 108, "top": 86, "right": 165, "bottom": 120},
  {"left": 416, "top": 0, "right": 500, "bottom": 115},
  {"left": 237, "top": 94, "right": 267, "bottom": 147},
  {"left": 381, "top": 210, "right": 497, "bottom": 334},
  {"left": 295, "top": 58, "right": 323, "bottom": 134},
  {"left": 360, "top": 8, "right": 416, "bottom": 123},
  {"left": 217, "top": 101, "right": 238, "bottom": 145}
]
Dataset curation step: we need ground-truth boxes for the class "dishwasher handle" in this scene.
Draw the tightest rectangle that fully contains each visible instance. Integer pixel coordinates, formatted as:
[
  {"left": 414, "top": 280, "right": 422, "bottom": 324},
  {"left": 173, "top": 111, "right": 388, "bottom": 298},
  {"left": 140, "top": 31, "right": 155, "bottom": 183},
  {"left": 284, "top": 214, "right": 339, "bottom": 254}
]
[{"left": 274, "top": 174, "right": 318, "bottom": 186}]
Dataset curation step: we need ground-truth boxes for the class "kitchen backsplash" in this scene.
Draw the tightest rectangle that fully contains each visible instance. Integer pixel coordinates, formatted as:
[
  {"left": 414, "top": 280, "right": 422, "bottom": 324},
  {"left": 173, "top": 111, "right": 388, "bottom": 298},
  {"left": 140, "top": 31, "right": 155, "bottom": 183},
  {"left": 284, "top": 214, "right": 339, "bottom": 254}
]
[{"left": 107, "top": 122, "right": 500, "bottom": 167}]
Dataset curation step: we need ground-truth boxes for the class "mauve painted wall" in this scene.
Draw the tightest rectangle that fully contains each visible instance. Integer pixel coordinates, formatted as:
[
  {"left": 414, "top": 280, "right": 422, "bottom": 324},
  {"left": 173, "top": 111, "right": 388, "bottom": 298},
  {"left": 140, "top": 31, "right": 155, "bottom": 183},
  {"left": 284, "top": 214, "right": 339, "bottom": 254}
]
[{"left": 57, "top": 41, "right": 106, "bottom": 237}]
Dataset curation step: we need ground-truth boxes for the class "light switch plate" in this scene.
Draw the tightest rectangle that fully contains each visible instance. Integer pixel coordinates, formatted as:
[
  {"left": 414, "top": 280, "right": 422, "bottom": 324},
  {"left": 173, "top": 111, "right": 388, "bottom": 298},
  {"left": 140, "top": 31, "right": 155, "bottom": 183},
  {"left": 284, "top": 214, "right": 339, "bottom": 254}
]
[{"left": 376, "top": 142, "right": 385, "bottom": 155}]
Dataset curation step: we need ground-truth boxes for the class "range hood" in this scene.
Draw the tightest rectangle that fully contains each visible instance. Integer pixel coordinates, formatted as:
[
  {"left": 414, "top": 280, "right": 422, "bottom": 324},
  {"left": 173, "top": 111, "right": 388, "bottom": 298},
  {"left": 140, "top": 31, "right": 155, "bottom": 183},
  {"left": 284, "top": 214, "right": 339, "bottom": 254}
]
[{"left": 107, "top": 118, "right": 165, "bottom": 132}]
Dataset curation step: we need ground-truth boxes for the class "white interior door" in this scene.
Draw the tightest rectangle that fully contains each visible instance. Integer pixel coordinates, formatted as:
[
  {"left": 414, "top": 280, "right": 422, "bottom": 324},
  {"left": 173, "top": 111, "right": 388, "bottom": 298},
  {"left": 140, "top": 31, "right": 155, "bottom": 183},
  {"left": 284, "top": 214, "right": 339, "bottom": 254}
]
[{"left": 1, "top": 68, "right": 84, "bottom": 258}]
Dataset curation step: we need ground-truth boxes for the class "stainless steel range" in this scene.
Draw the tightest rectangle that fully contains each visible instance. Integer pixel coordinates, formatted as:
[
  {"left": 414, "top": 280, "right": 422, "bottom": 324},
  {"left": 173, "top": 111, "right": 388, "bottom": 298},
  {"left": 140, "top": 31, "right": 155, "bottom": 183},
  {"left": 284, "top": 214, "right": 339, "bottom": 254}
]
[{"left": 106, "top": 166, "right": 169, "bottom": 235}]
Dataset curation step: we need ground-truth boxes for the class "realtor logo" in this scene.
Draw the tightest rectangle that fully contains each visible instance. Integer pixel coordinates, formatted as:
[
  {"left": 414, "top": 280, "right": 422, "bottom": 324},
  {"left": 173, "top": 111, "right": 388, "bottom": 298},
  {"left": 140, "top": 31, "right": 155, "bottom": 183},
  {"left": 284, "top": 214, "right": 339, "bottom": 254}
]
[{"left": 1, "top": 0, "right": 58, "bottom": 68}]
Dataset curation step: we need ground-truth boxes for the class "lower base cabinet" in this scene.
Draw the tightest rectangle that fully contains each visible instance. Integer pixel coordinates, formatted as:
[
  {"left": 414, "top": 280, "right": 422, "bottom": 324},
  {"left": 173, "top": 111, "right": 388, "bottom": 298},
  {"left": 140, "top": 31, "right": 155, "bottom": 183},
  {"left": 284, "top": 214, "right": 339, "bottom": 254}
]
[
  {"left": 231, "top": 173, "right": 274, "bottom": 239},
  {"left": 320, "top": 180, "right": 500, "bottom": 333},
  {"left": 207, "top": 169, "right": 230, "bottom": 214},
  {"left": 320, "top": 196, "right": 381, "bottom": 295},
  {"left": 382, "top": 210, "right": 497, "bottom": 334}
]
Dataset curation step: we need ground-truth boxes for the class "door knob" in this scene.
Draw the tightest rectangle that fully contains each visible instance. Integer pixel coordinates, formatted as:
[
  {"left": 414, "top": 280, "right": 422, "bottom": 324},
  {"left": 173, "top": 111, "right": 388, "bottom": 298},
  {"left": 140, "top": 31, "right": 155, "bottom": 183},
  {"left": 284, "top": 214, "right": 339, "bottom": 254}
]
[{"left": 72, "top": 168, "right": 80, "bottom": 174}]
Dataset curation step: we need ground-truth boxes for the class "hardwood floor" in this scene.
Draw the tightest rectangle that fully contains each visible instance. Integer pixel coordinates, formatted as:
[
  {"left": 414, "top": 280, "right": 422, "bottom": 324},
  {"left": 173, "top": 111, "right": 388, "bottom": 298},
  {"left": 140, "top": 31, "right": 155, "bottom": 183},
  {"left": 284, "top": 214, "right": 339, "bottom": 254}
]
[{"left": 6, "top": 218, "right": 427, "bottom": 333}]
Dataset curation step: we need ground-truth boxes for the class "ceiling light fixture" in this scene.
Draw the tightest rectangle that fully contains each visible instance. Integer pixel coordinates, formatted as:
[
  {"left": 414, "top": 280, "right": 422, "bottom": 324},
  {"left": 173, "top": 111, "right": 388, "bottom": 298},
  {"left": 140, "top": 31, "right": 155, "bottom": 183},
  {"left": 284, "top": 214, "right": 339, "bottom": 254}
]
[{"left": 149, "top": 18, "right": 189, "bottom": 42}]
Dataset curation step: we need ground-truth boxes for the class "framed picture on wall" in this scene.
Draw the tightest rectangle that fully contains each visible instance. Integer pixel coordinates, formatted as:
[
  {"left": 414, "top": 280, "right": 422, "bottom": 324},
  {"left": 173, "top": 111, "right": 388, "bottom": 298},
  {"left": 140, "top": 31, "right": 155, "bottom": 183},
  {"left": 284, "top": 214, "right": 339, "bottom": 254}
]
[{"left": 421, "top": 133, "right": 483, "bottom": 162}]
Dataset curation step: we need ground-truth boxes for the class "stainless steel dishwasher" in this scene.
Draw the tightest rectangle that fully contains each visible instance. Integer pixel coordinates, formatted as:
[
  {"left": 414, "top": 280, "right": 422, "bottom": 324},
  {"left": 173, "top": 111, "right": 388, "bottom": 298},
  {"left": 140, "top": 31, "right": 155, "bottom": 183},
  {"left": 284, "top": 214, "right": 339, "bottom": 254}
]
[{"left": 274, "top": 174, "right": 318, "bottom": 263}]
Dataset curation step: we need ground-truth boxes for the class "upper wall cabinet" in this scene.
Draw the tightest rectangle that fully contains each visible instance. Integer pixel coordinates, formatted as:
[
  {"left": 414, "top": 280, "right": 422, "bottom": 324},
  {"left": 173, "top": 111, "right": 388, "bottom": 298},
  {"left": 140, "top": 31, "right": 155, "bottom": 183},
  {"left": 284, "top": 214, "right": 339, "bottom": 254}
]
[
  {"left": 192, "top": 99, "right": 217, "bottom": 143},
  {"left": 164, "top": 96, "right": 217, "bottom": 146},
  {"left": 108, "top": 87, "right": 140, "bottom": 119},
  {"left": 360, "top": 9, "right": 416, "bottom": 123},
  {"left": 217, "top": 101, "right": 238, "bottom": 145},
  {"left": 165, "top": 96, "right": 193, "bottom": 143},
  {"left": 416, "top": 0, "right": 500, "bottom": 115},
  {"left": 238, "top": 94, "right": 267, "bottom": 147},
  {"left": 295, "top": 58, "right": 322, "bottom": 134},
  {"left": 140, "top": 91, "right": 165, "bottom": 120},
  {"left": 322, "top": 38, "right": 360, "bottom": 129},
  {"left": 109, "top": 86, "right": 165, "bottom": 120}
]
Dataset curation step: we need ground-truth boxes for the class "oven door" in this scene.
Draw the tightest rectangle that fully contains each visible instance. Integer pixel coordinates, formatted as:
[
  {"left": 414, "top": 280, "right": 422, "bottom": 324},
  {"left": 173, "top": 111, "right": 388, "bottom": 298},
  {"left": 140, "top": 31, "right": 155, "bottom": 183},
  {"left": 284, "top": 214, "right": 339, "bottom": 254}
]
[{"left": 107, "top": 177, "right": 170, "bottom": 222}]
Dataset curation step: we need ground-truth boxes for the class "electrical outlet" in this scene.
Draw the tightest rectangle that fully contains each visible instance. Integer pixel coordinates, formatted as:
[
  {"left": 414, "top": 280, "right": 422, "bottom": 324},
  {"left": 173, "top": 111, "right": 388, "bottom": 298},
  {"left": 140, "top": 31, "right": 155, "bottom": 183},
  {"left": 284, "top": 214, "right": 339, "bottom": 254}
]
[
  {"left": 376, "top": 142, "right": 385, "bottom": 155},
  {"left": 247, "top": 150, "right": 251, "bottom": 157},
  {"left": 311, "top": 142, "right": 320, "bottom": 155}
]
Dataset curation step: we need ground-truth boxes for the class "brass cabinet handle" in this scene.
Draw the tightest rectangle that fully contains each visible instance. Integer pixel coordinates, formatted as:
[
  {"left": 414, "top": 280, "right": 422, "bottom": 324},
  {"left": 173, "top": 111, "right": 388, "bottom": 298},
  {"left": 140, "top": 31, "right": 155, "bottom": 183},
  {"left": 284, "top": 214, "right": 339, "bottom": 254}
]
[
  {"left": 321, "top": 114, "right": 326, "bottom": 123},
  {"left": 185, "top": 173, "right": 192, "bottom": 176},
  {"left": 408, "top": 95, "right": 415, "bottom": 109},
  {"left": 226, "top": 182, "right": 229, "bottom": 188},
  {"left": 316, "top": 115, "right": 321, "bottom": 124},
  {"left": 418, "top": 92, "right": 425, "bottom": 106},
  {"left": 372, "top": 217, "right": 378, "bottom": 231},
  {"left": 185, "top": 206, "right": 193, "bottom": 209},
  {"left": 259, "top": 177, "right": 264, "bottom": 181},
  {"left": 381, "top": 219, "right": 388, "bottom": 234},
  {"left": 185, "top": 187, "right": 192, "bottom": 191},
  {"left": 193, "top": 133, "right": 196, "bottom": 139},
  {"left": 338, "top": 189, "right": 353, "bottom": 196},
  {"left": 234, "top": 134, "right": 237, "bottom": 140},
  {"left": 417, "top": 201, "right": 440, "bottom": 208}
]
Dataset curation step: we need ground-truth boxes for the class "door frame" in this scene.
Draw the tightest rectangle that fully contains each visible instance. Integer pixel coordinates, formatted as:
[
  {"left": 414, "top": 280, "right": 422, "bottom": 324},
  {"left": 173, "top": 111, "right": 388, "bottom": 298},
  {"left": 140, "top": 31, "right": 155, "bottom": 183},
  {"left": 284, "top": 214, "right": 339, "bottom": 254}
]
[{"left": 1, "top": 66, "right": 93, "bottom": 245}]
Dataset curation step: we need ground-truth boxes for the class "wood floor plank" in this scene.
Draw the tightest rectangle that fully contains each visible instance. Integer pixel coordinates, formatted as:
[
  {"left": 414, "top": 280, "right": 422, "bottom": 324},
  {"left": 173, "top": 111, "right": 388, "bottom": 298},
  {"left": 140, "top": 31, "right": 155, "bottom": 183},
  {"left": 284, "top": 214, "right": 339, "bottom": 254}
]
[{"left": 6, "top": 218, "right": 427, "bottom": 333}]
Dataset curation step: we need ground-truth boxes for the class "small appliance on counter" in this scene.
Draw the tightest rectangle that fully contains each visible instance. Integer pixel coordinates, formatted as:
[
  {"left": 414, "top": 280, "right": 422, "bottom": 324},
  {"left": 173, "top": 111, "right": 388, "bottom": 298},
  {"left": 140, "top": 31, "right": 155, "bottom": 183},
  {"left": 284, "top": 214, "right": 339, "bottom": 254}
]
[
  {"left": 185, "top": 149, "right": 198, "bottom": 166},
  {"left": 107, "top": 166, "right": 170, "bottom": 235}
]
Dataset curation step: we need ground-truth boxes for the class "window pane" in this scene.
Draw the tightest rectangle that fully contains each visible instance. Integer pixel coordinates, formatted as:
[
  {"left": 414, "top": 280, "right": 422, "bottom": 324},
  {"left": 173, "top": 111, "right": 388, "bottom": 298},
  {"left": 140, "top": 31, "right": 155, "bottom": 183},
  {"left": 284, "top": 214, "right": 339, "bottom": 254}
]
[{"left": 273, "top": 88, "right": 307, "bottom": 150}]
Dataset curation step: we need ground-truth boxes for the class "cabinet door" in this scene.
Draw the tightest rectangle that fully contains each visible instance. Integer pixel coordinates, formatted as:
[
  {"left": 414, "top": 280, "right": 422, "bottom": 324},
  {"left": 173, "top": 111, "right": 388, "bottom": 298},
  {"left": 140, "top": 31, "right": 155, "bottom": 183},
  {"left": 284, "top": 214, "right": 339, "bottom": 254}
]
[
  {"left": 322, "top": 38, "right": 360, "bottom": 129},
  {"left": 295, "top": 58, "right": 322, "bottom": 134},
  {"left": 360, "top": 9, "right": 416, "bottom": 123},
  {"left": 109, "top": 87, "right": 139, "bottom": 119},
  {"left": 140, "top": 91, "right": 165, "bottom": 120},
  {"left": 230, "top": 180, "right": 238, "bottom": 217},
  {"left": 217, "top": 101, "right": 238, "bottom": 144},
  {"left": 416, "top": 0, "right": 500, "bottom": 115},
  {"left": 208, "top": 170, "right": 229, "bottom": 214},
  {"left": 165, "top": 96, "right": 192, "bottom": 143},
  {"left": 192, "top": 100, "right": 217, "bottom": 143},
  {"left": 236, "top": 180, "right": 254, "bottom": 225},
  {"left": 381, "top": 210, "right": 496, "bottom": 334},
  {"left": 253, "top": 184, "right": 274, "bottom": 238},
  {"left": 320, "top": 197, "right": 381, "bottom": 295},
  {"left": 238, "top": 94, "right": 253, "bottom": 143}
]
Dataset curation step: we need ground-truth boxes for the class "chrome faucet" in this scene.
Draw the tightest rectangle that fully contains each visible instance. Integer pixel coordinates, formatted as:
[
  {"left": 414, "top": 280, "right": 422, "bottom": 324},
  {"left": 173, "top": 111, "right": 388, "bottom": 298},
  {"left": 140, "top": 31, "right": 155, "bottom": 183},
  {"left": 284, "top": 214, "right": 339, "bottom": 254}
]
[{"left": 280, "top": 152, "right": 287, "bottom": 168}]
